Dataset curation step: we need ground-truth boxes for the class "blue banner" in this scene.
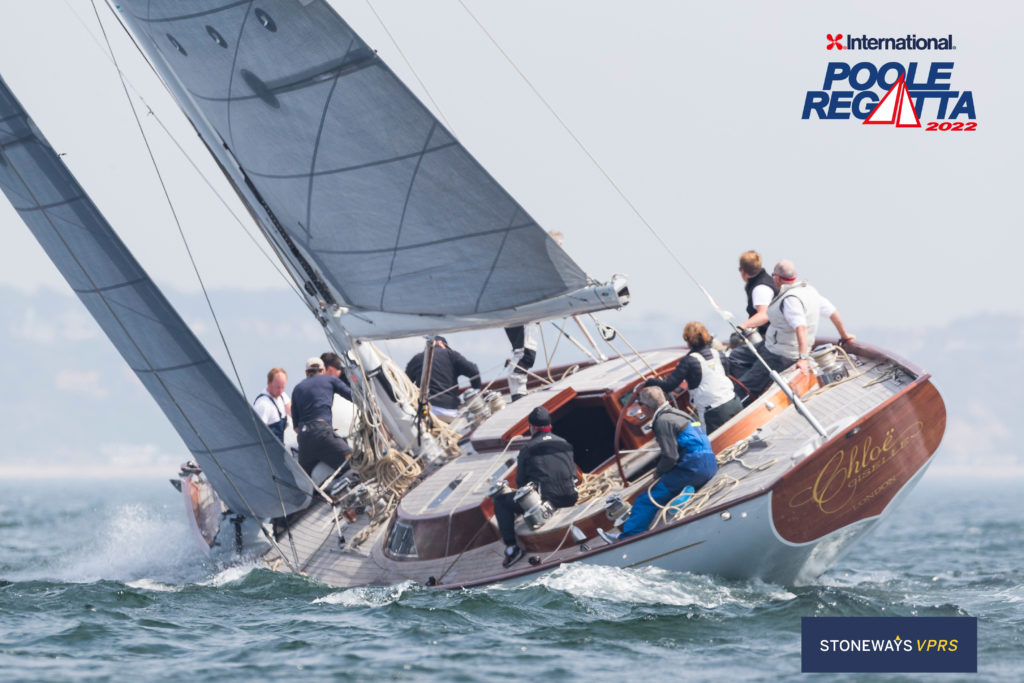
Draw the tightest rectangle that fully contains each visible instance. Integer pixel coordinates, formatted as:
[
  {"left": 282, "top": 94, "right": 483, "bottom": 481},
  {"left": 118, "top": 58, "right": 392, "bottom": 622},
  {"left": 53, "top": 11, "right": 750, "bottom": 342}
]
[{"left": 801, "top": 616, "right": 977, "bottom": 673}]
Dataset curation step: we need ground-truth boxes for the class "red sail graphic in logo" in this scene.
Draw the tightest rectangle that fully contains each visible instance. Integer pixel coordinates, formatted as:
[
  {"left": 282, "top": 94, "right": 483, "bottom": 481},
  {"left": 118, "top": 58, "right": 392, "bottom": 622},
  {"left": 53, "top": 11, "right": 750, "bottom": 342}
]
[{"left": 863, "top": 74, "right": 921, "bottom": 127}]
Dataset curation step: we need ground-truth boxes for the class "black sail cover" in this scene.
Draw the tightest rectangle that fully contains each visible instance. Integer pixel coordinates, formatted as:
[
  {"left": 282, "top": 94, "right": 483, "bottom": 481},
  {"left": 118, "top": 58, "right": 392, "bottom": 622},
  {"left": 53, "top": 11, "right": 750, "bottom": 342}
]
[
  {"left": 115, "top": 0, "right": 593, "bottom": 331},
  {"left": 0, "top": 75, "right": 312, "bottom": 519}
]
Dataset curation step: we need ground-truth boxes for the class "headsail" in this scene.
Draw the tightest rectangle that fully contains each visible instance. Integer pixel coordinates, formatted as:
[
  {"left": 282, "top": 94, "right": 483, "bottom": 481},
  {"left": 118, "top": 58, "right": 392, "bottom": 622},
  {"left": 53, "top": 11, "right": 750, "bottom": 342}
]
[
  {"left": 114, "top": 0, "right": 627, "bottom": 339},
  {"left": 0, "top": 74, "right": 312, "bottom": 519}
]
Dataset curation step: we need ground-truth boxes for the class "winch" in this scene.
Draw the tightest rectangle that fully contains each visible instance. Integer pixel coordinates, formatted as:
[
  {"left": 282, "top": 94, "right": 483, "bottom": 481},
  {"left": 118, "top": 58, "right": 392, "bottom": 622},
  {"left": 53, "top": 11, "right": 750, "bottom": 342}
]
[
  {"left": 513, "top": 482, "right": 553, "bottom": 530},
  {"left": 484, "top": 390, "right": 506, "bottom": 415},
  {"left": 810, "top": 344, "right": 849, "bottom": 386},
  {"left": 458, "top": 388, "right": 492, "bottom": 428},
  {"left": 603, "top": 493, "right": 632, "bottom": 527}
]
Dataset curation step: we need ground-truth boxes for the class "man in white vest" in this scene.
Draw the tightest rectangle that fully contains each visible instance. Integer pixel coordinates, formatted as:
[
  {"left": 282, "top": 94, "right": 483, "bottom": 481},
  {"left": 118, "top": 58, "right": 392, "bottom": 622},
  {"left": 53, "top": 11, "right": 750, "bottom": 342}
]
[{"left": 734, "top": 259, "right": 855, "bottom": 398}]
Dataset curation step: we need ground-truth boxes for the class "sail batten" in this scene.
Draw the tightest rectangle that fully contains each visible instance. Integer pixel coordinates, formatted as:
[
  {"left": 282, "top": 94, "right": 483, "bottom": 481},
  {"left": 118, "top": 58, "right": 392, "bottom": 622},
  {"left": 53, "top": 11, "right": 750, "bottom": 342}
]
[
  {"left": 0, "top": 74, "right": 312, "bottom": 519},
  {"left": 115, "top": 0, "right": 624, "bottom": 335}
]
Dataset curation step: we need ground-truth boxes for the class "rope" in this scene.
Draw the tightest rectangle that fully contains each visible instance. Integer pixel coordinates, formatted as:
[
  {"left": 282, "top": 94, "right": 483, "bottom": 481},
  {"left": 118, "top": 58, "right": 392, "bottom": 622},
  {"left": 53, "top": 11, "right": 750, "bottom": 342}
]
[
  {"left": 65, "top": 1, "right": 308, "bottom": 306},
  {"left": 589, "top": 315, "right": 658, "bottom": 376},
  {"left": 456, "top": 0, "right": 722, "bottom": 314},
  {"left": 375, "top": 346, "right": 462, "bottom": 458},
  {"left": 88, "top": 0, "right": 305, "bottom": 568},
  {"left": 363, "top": 0, "right": 457, "bottom": 134},
  {"left": 661, "top": 439, "right": 778, "bottom": 524},
  {"left": 575, "top": 467, "right": 626, "bottom": 504}
]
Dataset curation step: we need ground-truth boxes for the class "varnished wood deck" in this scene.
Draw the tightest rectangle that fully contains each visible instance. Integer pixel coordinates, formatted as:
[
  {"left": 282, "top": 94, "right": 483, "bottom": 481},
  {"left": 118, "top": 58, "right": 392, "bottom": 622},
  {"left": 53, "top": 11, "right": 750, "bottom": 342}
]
[{"left": 263, "top": 343, "right": 943, "bottom": 588}]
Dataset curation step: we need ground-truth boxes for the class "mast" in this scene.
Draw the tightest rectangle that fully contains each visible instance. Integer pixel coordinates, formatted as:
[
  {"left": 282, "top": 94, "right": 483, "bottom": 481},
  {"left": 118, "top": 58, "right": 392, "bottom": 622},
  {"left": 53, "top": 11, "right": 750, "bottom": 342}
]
[{"left": 0, "top": 73, "right": 313, "bottom": 519}]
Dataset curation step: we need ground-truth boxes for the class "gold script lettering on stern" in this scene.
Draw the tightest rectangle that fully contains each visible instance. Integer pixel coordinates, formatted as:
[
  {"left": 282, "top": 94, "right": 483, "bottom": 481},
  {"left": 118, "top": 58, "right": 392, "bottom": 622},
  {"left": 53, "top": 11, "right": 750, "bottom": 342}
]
[{"left": 787, "top": 421, "right": 924, "bottom": 515}]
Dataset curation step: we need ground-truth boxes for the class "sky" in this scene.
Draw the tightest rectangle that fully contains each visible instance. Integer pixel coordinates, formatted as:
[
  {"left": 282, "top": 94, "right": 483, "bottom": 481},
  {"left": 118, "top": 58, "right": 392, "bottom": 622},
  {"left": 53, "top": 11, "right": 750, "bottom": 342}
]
[
  {"left": 0, "top": 1, "right": 1022, "bottom": 476},
  {"left": 1, "top": 1, "right": 1021, "bottom": 333}
]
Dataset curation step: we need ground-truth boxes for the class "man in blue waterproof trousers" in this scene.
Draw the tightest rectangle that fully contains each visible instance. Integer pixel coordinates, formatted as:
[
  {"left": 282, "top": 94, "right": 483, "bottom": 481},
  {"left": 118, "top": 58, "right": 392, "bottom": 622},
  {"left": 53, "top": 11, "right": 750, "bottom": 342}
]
[{"left": 616, "top": 386, "right": 718, "bottom": 539}]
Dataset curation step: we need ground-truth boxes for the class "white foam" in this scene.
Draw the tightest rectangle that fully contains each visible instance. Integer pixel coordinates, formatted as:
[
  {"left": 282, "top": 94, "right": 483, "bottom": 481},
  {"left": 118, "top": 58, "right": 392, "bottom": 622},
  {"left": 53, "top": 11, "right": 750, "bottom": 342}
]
[
  {"left": 46, "top": 501, "right": 208, "bottom": 585},
  {"left": 125, "top": 578, "right": 182, "bottom": 592},
  {"left": 818, "top": 568, "right": 901, "bottom": 588},
  {"left": 202, "top": 562, "right": 261, "bottom": 587},
  {"left": 314, "top": 581, "right": 416, "bottom": 607},
  {"left": 517, "top": 564, "right": 795, "bottom": 608}
]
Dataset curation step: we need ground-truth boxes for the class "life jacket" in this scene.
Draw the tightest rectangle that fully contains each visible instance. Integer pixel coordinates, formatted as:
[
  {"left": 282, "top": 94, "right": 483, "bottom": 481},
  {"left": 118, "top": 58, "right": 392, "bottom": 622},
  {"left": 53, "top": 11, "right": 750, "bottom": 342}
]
[
  {"left": 688, "top": 348, "right": 736, "bottom": 417},
  {"left": 255, "top": 392, "right": 287, "bottom": 441},
  {"left": 745, "top": 268, "right": 778, "bottom": 335},
  {"left": 765, "top": 281, "right": 821, "bottom": 360}
]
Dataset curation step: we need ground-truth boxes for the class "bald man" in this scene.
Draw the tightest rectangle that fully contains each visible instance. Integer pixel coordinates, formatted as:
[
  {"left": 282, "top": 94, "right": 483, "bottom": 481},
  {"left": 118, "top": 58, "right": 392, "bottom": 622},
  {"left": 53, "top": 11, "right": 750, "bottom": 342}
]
[{"left": 733, "top": 259, "right": 855, "bottom": 398}]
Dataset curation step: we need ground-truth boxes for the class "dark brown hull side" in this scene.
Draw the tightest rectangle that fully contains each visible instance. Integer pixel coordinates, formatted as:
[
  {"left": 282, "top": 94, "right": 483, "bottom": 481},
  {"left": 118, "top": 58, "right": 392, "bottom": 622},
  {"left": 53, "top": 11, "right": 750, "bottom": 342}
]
[{"left": 771, "top": 376, "right": 946, "bottom": 544}]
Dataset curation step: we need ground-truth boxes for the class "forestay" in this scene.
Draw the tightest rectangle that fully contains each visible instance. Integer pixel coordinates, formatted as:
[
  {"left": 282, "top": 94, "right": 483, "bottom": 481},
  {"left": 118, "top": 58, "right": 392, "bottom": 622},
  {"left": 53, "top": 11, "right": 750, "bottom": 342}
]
[
  {"left": 115, "top": 0, "right": 620, "bottom": 338},
  {"left": 0, "top": 75, "right": 312, "bottom": 519}
]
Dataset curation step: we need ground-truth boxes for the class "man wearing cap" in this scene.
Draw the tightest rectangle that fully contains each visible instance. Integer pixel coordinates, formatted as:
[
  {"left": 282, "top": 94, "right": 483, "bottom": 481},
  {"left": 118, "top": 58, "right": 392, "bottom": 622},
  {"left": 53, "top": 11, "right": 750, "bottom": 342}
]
[
  {"left": 612, "top": 386, "right": 717, "bottom": 540},
  {"left": 405, "top": 336, "right": 482, "bottom": 422},
  {"left": 492, "top": 407, "right": 578, "bottom": 568},
  {"left": 290, "top": 356, "right": 355, "bottom": 478},
  {"left": 733, "top": 259, "right": 855, "bottom": 399}
]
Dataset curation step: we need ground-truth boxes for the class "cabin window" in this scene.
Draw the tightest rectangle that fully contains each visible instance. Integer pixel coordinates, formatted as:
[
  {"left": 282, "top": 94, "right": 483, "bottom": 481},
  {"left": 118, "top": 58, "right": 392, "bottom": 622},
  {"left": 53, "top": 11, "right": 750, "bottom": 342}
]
[
  {"left": 385, "top": 520, "right": 417, "bottom": 559},
  {"left": 551, "top": 397, "right": 616, "bottom": 473}
]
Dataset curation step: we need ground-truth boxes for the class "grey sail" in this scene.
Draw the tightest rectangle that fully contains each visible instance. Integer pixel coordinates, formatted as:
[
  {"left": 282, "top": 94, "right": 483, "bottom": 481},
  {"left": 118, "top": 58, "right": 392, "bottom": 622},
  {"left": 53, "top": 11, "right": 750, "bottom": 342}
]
[
  {"left": 0, "top": 75, "right": 312, "bottom": 519},
  {"left": 114, "top": 1, "right": 623, "bottom": 338}
]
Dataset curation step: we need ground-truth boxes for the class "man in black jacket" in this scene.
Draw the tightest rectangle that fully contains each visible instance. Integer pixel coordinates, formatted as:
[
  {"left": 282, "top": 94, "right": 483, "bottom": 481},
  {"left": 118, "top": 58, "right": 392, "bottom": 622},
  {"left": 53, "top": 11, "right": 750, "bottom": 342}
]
[
  {"left": 493, "top": 407, "right": 578, "bottom": 568},
  {"left": 405, "top": 337, "right": 482, "bottom": 422}
]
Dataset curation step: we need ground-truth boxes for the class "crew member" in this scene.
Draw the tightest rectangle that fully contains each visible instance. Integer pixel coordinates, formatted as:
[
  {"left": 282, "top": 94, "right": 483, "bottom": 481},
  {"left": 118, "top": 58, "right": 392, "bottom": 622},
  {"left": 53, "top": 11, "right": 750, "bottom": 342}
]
[
  {"left": 737, "top": 249, "right": 778, "bottom": 337},
  {"left": 290, "top": 356, "right": 354, "bottom": 477},
  {"left": 405, "top": 336, "right": 482, "bottom": 422},
  {"left": 734, "top": 259, "right": 855, "bottom": 398},
  {"left": 504, "top": 324, "right": 538, "bottom": 402},
  {"left": 493, "top": 407, "right": 578, "bottom": 568},
  {"left": 645, "top": 322, "right": 742, "bottom": 434},
  {"left": 727, "top": 250, "right": 779, "bottom": 380},
  {"left": 613, "top": 386, "right": 717, "bottom": 539},
  {"left": 253, "top": 367, "right": 290, "bottom": 441}
]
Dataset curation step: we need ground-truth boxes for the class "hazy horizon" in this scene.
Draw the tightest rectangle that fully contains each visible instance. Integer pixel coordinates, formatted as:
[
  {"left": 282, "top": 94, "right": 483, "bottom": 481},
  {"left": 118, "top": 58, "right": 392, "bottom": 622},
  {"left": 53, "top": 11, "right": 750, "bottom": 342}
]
[{"left": 2, "top": 3, "right": 1021, "bottom": 480}]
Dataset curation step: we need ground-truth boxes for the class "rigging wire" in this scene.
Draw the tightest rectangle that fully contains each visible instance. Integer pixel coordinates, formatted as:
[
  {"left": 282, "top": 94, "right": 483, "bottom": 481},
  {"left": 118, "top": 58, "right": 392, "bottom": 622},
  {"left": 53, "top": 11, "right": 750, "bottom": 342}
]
[
  {"left": 455, "top": 0, "right": 724, "bottom": 316},
  {"left": 61, "top": 0, "right": 308, "bottom": 306},
  {"left": 89, "top": 0, "right": 302, "bottom": 566},
  {"left": 363, "top": 0, "right": 457, "bottom": 134},
  {"left": 458, "top": 2, "right": 829, "bottom": 438}
]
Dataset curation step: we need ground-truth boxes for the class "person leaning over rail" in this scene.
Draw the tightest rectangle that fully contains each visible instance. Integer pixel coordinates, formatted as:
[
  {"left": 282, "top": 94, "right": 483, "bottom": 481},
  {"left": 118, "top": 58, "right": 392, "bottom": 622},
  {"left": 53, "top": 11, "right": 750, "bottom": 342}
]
[
  {"left": 644, "top": 321, "right": 743, "bottom": 434},
  {"left": 732, "top": 259, "right": 855, "bottom": 399},
  {"left": 290, "top": 356, "right": 355, "bottom": 478},
  {"left": 606, "top": 386, "right": 717, "bottom": 541},
  {"left": 492, "top": 407, "right": 578, "bottom": 568},
  {"left": 727, "top": 249, "right": 779, "bottom": 374},
  {"left": 736, "top": 249, "right": 778, "bottom": 338},
  {"left": 405, "top": 336, "right": 482, "bottom": 423},
  {"left": 253, "top": 367, "right": 291, "bottom": 441}
]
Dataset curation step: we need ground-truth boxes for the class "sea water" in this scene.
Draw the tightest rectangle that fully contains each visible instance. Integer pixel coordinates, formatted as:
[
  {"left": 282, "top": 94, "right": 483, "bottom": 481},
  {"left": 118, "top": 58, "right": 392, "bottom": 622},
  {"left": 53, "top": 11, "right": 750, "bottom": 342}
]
[{"left": 1, "top": 474, "right": 1021, "bottom": 681}]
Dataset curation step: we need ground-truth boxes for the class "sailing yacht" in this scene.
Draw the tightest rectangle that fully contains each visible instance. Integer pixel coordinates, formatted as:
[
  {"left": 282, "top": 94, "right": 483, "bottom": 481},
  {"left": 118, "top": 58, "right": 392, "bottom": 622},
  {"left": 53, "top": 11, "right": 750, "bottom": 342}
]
[{"left": 0, "top": 1, "right": 945, "bottom": 588}]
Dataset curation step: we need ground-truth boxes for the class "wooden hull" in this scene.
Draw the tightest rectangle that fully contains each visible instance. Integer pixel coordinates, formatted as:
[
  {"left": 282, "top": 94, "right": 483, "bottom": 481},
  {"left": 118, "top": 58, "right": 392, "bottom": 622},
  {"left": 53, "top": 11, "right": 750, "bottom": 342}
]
[
  {"left": 259, "top": 343, "right": 947, "bottom": 589},
  {"left": 771, "top": 377, "right": 945, "bottom": 544}
]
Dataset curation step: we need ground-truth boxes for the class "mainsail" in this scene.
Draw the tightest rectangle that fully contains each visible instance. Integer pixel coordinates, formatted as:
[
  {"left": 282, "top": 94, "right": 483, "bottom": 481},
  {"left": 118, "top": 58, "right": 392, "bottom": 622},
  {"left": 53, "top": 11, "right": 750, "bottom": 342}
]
[
  {"left": 0, "top": 75, "right": 312, "bottom": 519},
  {"left": 114, "top": 0, "right": 626, "bottom": 339}
]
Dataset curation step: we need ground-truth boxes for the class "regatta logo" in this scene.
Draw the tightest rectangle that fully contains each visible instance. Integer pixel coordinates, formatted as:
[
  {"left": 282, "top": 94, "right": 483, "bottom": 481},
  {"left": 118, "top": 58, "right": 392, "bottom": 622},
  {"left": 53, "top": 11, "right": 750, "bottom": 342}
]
[
  {"left": 803, "top": 61, "right": 977, "bottom": 129},
  {"left": 802, "top": 617, "right": 977, "bottom": 673},
  {"left": 827, "top": 34, "right": 956, "bottom": 50}
]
